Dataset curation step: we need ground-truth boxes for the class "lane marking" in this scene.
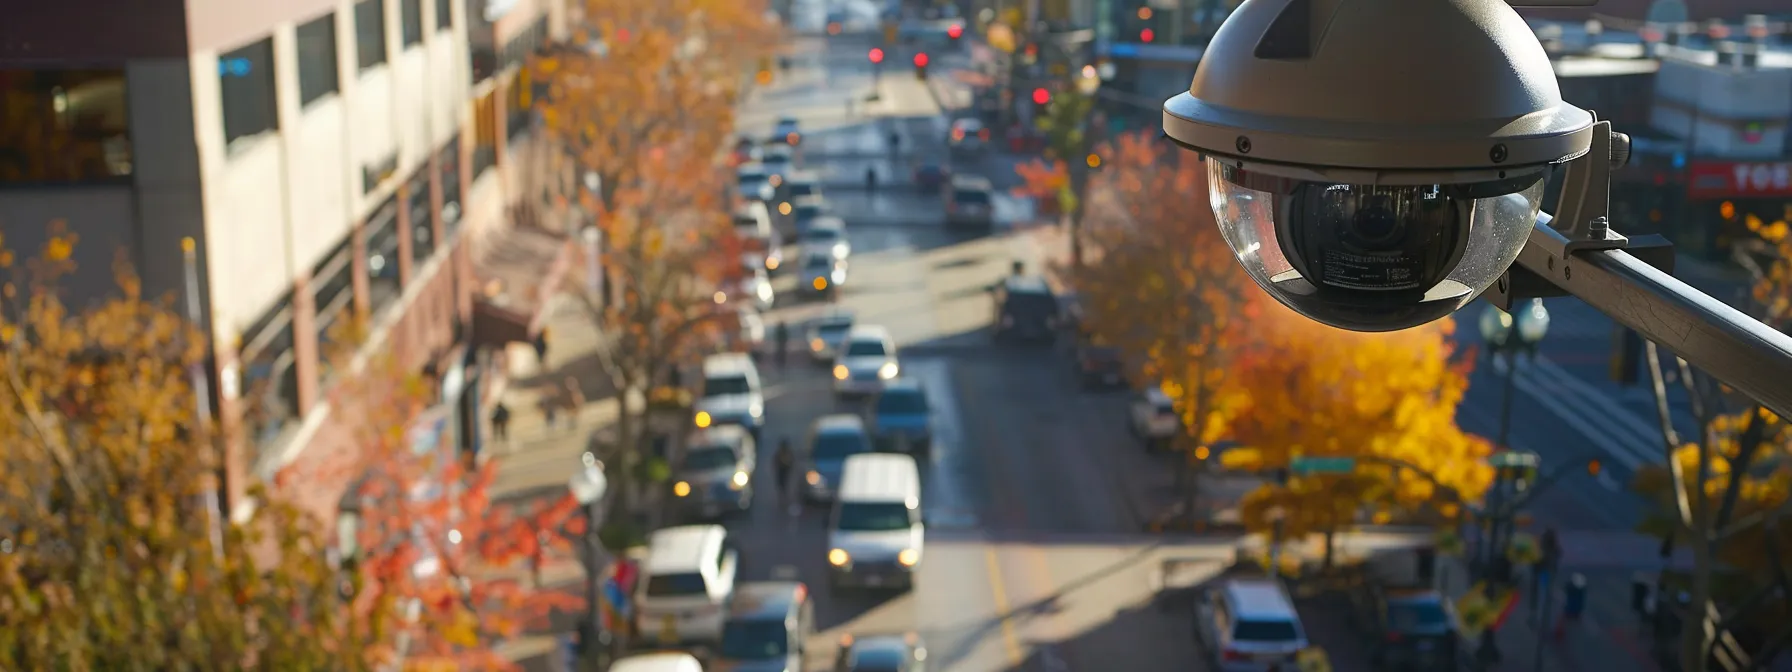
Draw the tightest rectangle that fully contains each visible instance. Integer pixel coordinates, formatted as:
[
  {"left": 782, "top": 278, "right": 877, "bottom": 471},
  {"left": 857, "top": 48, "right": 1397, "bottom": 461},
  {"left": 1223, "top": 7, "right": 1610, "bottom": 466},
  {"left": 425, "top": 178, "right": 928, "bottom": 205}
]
[
  {"left": 1595, "top": 471, "right": 1622, "bottom": 492},
  {"left": 983, "top": 547, "right": 1026, "bottom": 666}
]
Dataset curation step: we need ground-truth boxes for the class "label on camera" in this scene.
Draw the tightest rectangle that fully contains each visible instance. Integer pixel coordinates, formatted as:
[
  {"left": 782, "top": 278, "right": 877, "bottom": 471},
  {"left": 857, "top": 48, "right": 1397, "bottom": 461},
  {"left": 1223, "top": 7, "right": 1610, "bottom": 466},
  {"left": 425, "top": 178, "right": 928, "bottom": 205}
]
[{"left": 1321, "top": 249, "right": 1423, "bottom": 291}]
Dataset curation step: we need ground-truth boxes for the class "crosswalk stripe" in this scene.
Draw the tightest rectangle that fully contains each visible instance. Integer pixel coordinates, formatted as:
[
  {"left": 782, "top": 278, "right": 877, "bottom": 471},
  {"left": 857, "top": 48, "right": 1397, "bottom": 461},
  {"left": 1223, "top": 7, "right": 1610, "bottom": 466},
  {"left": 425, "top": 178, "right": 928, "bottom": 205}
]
[{"left": 1496, "top": 354, "right": 1665, "bottom": 471}]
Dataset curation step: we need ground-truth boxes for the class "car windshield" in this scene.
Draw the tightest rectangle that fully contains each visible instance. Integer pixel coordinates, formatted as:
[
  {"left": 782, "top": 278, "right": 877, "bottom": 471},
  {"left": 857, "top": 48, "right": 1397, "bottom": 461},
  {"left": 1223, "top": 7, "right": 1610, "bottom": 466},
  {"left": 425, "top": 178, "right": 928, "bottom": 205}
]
[
  {"left": 1233, "top": 619, "right": 1301, "bottom": 642},
  {"left": 845, "top": 340, "right": 887, "bottom": 357},
  {"left": 818, "top": 323, "right": 852, "bottom": 339},
  {"left": 806, "top": 258, "right": 835, "bottom": 273},
  {"left": 1004, "top": 292, "right": 1057, "bottom": 315},
  {"left": 682, "top": 445, "right": 737, "bottom": 471},
  {"left": 646, "top": 572, "right": 707, "bottom": 597},
  {"left": 796, "top": 205, "right": 824, "bottom": 220},
  {"left": 704, "top": 374, "right": 752, "bottom": 398},
  {"left": 720, "top": 618, "right": 790, "bottom": 659},
  {"left": 764, "top": 154, "right": 791, "bottom": 164},
  {"left": 740, "top": 173, "right": 767, "bottom": 186},
  {"left": 811, "top": 432, "right": 870, "bottom": 460},
  {"left": 953, "top": 189, "right": 992, "bottom": 205},
  {"left": 1388, "top": 600, "right": 1450, "bottom": 632},
  {"left": 836, "top": 502, "right": 913, "bottom": 531},
  {"left": 804, "top": 228, "right": 841, "bottom": 242},
  {"left": 788, "top": 183, "right": 819, "bottom": 198},
  {"left": 878, "top": 390, "right": 927, "bottom": 414}
]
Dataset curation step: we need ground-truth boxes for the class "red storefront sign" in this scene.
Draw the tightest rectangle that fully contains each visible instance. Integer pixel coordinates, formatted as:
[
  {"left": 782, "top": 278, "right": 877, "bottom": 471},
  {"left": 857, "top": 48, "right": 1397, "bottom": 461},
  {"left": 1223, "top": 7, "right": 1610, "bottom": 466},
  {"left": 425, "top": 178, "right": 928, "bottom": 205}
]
[{"left": 1687, "top": 161, "right": 1792, "bottom": 199}]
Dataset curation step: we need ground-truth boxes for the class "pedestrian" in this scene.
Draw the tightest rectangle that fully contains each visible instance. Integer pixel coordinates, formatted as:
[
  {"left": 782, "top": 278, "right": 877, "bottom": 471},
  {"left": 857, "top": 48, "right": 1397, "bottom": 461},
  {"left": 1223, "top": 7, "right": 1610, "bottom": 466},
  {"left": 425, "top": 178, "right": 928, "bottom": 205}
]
[
  {"left": 773, "top": 320, "right": 791, "bottom": 367},
  {"left": 865, "top": 166, "right": 878, "bottom": 192},
  {"left": 491, "top": 402, "right": 512, "bottom": 442},
  {"left": 563, "top": 376, "right": 585, "bottom": 428},
  {"left": 1534, "top": 526, "right": 1563, "bottom": 607},
  {"left": 773, "top": 438, "right": 796, "bottom": 505},
  {"left": 539, "top": 393, "right": 559, "bottom": 429},
  {"left": 532, "top": 328, "right": 550, "bottom": 364},
  {"left": 1553, "top": 572, "right": 1589, "bottom": 639}
]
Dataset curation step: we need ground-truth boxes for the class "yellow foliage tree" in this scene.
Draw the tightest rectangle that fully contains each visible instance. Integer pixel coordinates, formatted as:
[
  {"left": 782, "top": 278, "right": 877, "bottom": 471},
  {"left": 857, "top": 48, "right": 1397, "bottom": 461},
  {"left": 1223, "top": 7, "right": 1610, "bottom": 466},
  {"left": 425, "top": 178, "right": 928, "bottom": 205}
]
[
  {"left": 0, "top": 226, "right": 385, "bottom": 669},
  {"left": 1069, "top": 132, "right": 1257, "bottom": 497},
  {"left": 1228, "top": 304, "right": 1494, "bottom": 562}
]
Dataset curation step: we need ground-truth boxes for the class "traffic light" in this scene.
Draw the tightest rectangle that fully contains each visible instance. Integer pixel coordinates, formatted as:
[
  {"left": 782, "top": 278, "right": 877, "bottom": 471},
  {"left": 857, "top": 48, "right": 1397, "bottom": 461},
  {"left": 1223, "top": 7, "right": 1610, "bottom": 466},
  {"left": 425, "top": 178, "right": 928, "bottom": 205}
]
[
  {"left": 913, "top": 52, "right": 929, "bottom": 79},
  {"left": 947, "top": 24, "right": 963, "bottom": 40},
  {"left": 1140, "top": 28, "right": 1156, "bottom": 43},
  {"left": 868, "top": 47, "right": 884, "bottom": 64},
  {"left": 1032, "top": 87, "right": 1051, "bottom": 105},
  {"left": 1587, "top": 459, "right": 1602, "bottom": 477}
]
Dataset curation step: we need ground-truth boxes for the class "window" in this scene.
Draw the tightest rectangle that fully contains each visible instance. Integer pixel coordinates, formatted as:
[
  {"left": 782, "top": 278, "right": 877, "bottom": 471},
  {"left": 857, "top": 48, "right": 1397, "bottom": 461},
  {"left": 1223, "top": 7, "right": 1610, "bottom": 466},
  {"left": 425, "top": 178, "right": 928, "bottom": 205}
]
[
  {"left": 439, "top": 138, "right": 462, "bottom": 235},
  {"left": 844, "top": 340, "right": 887, "bottom": 357},
  {"left": 0, "top": 69, "right": 132, "bottom": 182},
  {"left": 505, "top": 66, "right": 533, "bottom": 140},
  {"left": 471, "top": 92, "right": 497, "bottom": 179},
  {"left": 645, "top": 573, "right": 707, "bottom": 597},
  {"left": 702, "top": 374, "right": 752, "bottom": 398},
  {"left": 238, "top": 296, "right": 301, "bottom": 454},
  {"left": 295, "top": 14, "right": 339, "bottom": 107},
  {"left": 811, "top": 432, "right": 870, "bottom": 460},
  {"left": 364, "top": 199, "right": 402, "bottom": 315},
  {"left": 311, "top": 240, "right": 356, "bottom": 379},
  {"left": 219, "top": 38, "right": 278, "bottom": 147},
  {"left": 876, "top": 389, "right": 927, "bottom": 415},
  {"left": 434, "top": 0, "right": 452, "bottom": 30},
  {"left": 834, "top": 502, "right": 913, "bottom": 532},
  {"left": 400, "top": 0, "right": 423, "bottom": 46},
  {"left": 1231, "top": 619, "right": 1301, "bottom": 643},
  {"left": 406, "top": 169, "right": 435, "bottom": 266},
  {"left": 680, "top": 445, "right": 737, "bottom": 471},
  {"left": 355, "top": 0, "right": 388, "bottom": 71},
  {"left": 720, "top": 619, "right": 790, "bottom": 660}
]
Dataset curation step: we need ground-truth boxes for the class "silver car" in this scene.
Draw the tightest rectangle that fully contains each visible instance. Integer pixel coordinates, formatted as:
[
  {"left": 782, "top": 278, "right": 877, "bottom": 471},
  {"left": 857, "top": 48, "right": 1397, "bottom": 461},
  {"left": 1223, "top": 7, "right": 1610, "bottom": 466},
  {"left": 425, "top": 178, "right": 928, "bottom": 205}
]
[
  {"left": 671, "top": 426, "right": 756, "bottom": 519},
  {"left": 807, "top": 310, "right": 856, "bottom": 363}
]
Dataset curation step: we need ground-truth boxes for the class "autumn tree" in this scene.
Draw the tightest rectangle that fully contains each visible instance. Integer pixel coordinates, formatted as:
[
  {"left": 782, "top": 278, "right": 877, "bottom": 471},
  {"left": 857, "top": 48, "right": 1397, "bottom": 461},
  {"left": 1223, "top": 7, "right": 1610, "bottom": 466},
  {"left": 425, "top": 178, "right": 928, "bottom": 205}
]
[
  {"left": 0, "top": 227, "right": 383, "bottom": 669},
  {"left": 1065, "top": 132, "right": 1257, "bottom": 511},
  {"left": 1227, "top": 304, "right": 1494, "bottom": 565},
  {"left": 1624, "top": 211, "right": 1792, "bottom": 672}
]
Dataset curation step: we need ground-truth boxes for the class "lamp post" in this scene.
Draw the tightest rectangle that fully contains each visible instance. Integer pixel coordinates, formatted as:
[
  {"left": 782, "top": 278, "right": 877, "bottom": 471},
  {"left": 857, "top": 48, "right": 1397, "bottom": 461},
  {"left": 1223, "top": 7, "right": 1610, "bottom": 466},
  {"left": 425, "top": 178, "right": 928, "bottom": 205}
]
[
  {"left": 567, "top": 452, "right": 610, "bottom": 670},
  {"left": 1474, "top": 299, "right": 1549, "bottom": 578},
  {"left": 1265, "top": 505, "right": 1287, "bottom": 581},
  {"left": 1065, "top": 65, "right": 1102, "bottom": 271}
]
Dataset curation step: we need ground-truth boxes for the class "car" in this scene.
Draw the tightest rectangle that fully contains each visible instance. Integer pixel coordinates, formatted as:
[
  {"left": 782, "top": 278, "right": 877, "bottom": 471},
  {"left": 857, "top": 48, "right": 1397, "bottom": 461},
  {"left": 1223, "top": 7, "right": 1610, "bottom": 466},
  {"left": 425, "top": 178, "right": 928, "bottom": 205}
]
[
  {"left": 826, "top": 454, "right": 925, "bottom": 591},
  {"left": 1075, "top": 341, "right": 1126, "bottom": 389},
  {"left": 736, "top": 163, "right": 777, "bottom": 203},
  {"left": 790, "top": 195, "right": 830, "bottom": 237},
  {"left": 733, "top": 202, "right": 782, "bottom": 272},
  {"left": 834, "top": 632, "right": 929, "bottom": 672},
  {"left": 716, "top": 582, "right": 815, "bottom": 672},
  {"left": 670, "top": 426, "right": 756, "bottom": 520},
  {"left": 913, "top": 161, "right": 950, "bottom": 190},
  {"left": 1351, "top": 585, "right": 1458, "bottom": 670},
  {"left": 760, "top": 144, "right": 796, "bottom": 179},
  {"left": 1128, "top": 387, "right": 1180, "bottom": 451},
  {"left": 944, "top": 174, "right": 996, "bottom": 229},
  {"left": 733, "top": 306, "right": 766, "bottom": 356},
  {"left": 992, "top": 275, "right": 1059, "bottom": 343},
  {"left": 799, "top": 216, "right": 851, "bottom": 261},
  {"left": 798, "top": 252, "right": 847, "bottom": 300},
  {"left": 948, "top": 117, "right": 988, "bottom": 154},
  {"left": 733, "top": 137, "right": 762, "bottom": 165},
  {"left": 727, "top": 265, "right": 776, "bottom": 311},
  {"left": 772, "top": 116, "right": 802, "bottom": 146},
  {"left": 611, "top": 652, "right": 704, "bottom": 672},
  {"left": 870, "top": 378, "right": 932, "bottom": 453},
  {"left": 1196, "top": 578, "right": 1309, "bottom": 672},
  {"left": 695, "top": 353, "right": 766, "bottom": 443},
  {"left": 776, "top": 170, "right": 823, "bottom": 216},
  {"left": 634, "top": 525, "right": 739, "bottom": 649},
  {"left": 832, "top": 325, "right": 900, "bottom": 397},
  {"left": 806, "top": 308, "right": 856, "bottom": 363},
  {"left": 800, "top": 414, "right": 876, "bottom": 503}
]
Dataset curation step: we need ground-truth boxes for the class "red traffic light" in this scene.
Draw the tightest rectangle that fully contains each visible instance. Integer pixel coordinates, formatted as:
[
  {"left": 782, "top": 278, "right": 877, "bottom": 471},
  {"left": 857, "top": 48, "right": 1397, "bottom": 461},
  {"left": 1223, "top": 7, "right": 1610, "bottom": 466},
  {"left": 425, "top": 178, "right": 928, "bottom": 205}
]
[
  {"left": 1140, "top": 28, "right": 1155, "bottom": 43},
  {"left": 1032, "top": 88, "right": 1050, "bottom": 105},
  {"left": 913, "top": 52, "right": 929, "bottom": 68},
  {"left": 868, "top": 48, "right": 885, "bottom": 64},
  {"left": 947, "top": 24, "right": 963, "bottom": 39}
]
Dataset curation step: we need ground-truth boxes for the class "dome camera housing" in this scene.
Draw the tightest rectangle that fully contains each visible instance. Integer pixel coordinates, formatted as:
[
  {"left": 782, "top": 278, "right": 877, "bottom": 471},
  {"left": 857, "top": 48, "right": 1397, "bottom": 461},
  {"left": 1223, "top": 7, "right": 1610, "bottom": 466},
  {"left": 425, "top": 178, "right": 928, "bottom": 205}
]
[{"left": 1162, "top": 0, "right": 1596, "bottom": 332}]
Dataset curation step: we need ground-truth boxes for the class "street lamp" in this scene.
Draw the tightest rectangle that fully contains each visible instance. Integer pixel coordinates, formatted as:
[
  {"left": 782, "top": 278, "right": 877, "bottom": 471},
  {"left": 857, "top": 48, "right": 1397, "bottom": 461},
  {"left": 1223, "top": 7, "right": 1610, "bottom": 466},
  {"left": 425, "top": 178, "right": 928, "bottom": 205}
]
[
  {"left": 567, "top": 452, "right": 610, "bottom": 669},
  {"left": 335, "top": 505, "right": 362, "bottom": 601},
  {"left": 1474, "top": 300, "right": 1549, "bottom": 577}
]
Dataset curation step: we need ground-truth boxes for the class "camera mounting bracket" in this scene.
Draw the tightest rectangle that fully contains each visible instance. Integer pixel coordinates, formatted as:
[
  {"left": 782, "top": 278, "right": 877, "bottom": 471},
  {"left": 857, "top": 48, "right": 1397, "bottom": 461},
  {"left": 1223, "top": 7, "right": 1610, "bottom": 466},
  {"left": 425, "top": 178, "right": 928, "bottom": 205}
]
[{"left": 1531, "top": 118, "right": 1633, "bottom": 260}]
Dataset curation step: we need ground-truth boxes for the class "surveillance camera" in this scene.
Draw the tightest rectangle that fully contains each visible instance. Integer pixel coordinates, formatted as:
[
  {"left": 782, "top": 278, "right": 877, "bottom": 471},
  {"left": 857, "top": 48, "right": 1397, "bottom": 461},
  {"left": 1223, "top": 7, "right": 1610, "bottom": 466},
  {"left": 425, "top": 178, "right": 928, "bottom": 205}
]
[{"left": 1161, "top": 0, "right": 1597, "bottom": 332}]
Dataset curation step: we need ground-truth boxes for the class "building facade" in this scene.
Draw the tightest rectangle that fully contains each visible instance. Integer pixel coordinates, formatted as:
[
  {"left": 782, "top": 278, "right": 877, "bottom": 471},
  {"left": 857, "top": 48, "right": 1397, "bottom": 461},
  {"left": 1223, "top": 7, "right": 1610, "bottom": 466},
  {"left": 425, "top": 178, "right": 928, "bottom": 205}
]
[{"left": 0, "top": 0, "right": 577, "bottom": 520}]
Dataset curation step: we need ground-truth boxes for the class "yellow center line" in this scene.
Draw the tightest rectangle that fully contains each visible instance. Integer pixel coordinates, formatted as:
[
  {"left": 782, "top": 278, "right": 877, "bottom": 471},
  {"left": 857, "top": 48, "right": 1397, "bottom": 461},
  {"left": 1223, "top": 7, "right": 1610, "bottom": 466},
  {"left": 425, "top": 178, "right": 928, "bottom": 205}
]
[{"left": 983, "top": 547, "right": 1025, "bottom": 666}]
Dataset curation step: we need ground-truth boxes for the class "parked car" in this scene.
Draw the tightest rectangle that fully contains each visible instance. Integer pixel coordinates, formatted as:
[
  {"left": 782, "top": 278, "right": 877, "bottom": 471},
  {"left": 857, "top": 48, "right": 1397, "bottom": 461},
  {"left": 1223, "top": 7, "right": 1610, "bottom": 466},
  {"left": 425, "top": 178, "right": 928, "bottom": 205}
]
[
  {"left": 1350, "top": 585, "right": 1459, "bottom": 670},
  {"left": 1128, "top": 387, "right": 1180, "bottom": 451}
]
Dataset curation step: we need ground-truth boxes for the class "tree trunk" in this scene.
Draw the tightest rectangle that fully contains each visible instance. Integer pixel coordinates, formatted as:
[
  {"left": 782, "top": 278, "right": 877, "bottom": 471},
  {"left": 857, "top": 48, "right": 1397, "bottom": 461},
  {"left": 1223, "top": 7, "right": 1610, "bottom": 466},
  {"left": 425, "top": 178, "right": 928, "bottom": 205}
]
[{"left": 1324, "top": 528, "right": 1337, "bottom": 570}]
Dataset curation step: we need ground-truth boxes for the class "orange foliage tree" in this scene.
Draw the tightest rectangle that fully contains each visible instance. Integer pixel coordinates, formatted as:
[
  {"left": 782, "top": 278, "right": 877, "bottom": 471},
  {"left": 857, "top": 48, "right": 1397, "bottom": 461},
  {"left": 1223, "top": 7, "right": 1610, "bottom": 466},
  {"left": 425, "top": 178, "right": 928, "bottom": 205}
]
[
  {"left": 1227, "top": 305, "right": 1494, "bottom": 562},
  {"left": 0, "top": 227, "right": 383, "bottom": 669},
  {"left": 284, "top": 354, "right": 585, "bottom": 670},
  {"left": 1067, "top": 132, "right": 1258, "bottom": 502}
]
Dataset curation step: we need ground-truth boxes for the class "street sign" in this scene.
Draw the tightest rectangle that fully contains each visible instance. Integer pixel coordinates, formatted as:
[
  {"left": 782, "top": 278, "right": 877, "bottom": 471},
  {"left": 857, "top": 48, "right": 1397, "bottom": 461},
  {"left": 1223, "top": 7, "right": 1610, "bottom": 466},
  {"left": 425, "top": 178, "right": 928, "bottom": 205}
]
[
  {"left": 1290, "top": 456, "right": 1355, "bottom": 475},
  {"left": 1485, "top": 450, "right": 1540, "bottom": 469}
]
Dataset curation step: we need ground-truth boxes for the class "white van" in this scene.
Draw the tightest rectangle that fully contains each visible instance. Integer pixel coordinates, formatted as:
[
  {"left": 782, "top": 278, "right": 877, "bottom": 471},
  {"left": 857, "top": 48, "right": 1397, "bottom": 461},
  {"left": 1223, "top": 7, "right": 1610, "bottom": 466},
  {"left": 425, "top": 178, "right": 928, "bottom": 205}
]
[
  {"left": 610, "top": 652, "right": 704, "bottom": 672},
  {"left": 635, "top": 525, "right": 739, "bottom": 648},
  {"left": 825, "top": 453, "right": 925, "bottom": 592}
]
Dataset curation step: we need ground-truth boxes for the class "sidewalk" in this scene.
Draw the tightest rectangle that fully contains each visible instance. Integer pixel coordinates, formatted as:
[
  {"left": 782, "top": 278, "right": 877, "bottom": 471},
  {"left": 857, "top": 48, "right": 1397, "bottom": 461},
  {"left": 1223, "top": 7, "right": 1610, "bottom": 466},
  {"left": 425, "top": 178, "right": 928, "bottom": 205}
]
[{"left": 1438, "top": 556, "right": 1663, "bottom": 671}]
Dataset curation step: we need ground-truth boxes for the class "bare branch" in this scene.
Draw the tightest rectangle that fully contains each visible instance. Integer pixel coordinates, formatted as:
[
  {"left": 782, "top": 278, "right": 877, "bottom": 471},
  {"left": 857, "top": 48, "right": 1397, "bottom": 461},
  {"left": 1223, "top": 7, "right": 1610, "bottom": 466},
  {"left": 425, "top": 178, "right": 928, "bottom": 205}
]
[
  {"left": 1646, "top": 340, "right": 1696, "bottom": 532},
  {"left": 1713, "top": 407, "right": 1767, "bottom": 533}
]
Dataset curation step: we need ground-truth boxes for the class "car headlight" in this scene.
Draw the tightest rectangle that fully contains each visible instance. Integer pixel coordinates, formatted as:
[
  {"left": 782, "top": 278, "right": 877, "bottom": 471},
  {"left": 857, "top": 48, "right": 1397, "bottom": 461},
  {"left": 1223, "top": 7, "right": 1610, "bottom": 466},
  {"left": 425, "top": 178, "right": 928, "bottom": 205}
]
[
  {"left": 811, "top": 338, "right": 825, "bottom": 351},
  {"left": 757, "top": 284, "right": 773, "bottom": 300},
  {"left": 813, "top": 277, "right": 828, "bottom": 290},
  {"left": 694, "top": 411, "right": 712, "bottom": 428},
  {"left": 898, "top": 548, "right": 919, "bottom": 567},
  {"left": 806, "top": 470, "right": 821, "bottom": 485},
  {"left": 765, "top": 256, "right": 780, "bottom": 270},
  {"left": 730, "top": 471, "right": 749, "bottom": 489},
  {"left": 833, "top": 365, "right": 849, "bottom": 380},
  {"left": 833, "top": 244, "right": 849, "bottom": 259},
  {"left": 713, "top": 291, "right": 727, "bottom": 304},
  {"left": 748, "top": 402, "right": 763, "bottom": 418},
  {"left": 879, "top": 362, "right": 899, "bottom": 379},
  {"left": 831, "top": 269, "right": 846, "bottom": 283},
  {"left": 673, "top": 481, "right": 692, "bottom": 497},
  {"left": 828, "top": 549, "right": 850, "bottom": 566}
]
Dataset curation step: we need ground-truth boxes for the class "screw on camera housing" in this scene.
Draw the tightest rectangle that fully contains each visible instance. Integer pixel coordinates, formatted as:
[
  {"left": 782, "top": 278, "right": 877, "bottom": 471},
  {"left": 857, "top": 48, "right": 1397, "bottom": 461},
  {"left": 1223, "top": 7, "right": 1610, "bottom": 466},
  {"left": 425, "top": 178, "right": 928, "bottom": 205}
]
[
  {"left": 1235, "top": 136, "right": 1251, "bottom": 154},
  {"left": 1490, "top": 143, "right": 1508, "bottom": 163}
]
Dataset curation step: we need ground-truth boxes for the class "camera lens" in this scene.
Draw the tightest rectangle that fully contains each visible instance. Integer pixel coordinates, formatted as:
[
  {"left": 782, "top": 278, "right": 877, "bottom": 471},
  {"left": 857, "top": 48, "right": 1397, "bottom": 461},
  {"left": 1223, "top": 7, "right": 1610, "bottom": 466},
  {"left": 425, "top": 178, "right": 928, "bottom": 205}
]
[{"left": 1279, "top": 184, "right": 1468, "bottom": 293}]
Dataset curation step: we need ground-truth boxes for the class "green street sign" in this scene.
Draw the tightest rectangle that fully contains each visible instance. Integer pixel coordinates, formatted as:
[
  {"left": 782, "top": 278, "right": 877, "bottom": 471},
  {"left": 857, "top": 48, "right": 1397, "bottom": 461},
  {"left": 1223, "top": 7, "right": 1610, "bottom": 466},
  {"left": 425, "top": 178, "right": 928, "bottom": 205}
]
[
  {"left": 1290, "top": 456, "right": 1356, "bottom": 475},
  {"left": 1485, "top": 450, "right": 1541, "bottom": 469}
]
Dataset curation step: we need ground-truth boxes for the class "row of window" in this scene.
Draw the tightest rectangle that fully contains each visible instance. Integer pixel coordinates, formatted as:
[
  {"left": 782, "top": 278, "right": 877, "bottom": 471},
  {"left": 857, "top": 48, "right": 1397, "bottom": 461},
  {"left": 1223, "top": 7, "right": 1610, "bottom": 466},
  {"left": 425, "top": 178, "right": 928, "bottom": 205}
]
[
  {"left": 0, "top": 69, "right": 132, "bottom": 182},
  {"left": 240, "top": 138, "right": 466, "bottom": 451},
  {"left": 222, "top": 0, "right": 456, "bottom": 148}
]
